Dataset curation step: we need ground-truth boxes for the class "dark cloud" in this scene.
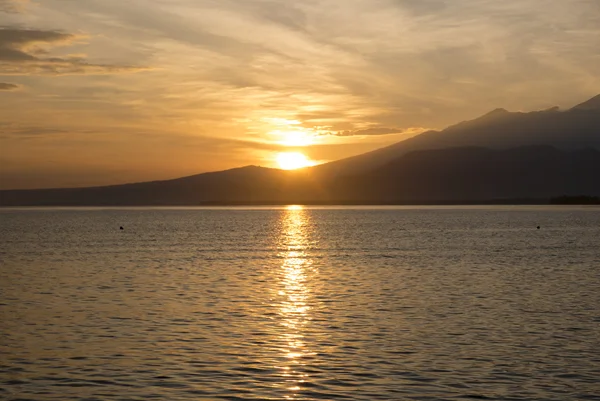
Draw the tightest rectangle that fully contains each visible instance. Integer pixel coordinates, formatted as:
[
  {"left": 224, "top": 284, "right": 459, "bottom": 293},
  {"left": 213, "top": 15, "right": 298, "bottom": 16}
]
[
  {"left": 0, "top": 82, "right": 19, "bottom": 90},
  {"left": 0, "top": 28, "right": 72, "bottom": 50},
  {"left": 0, "top": 28, "right": 149, "bottom": 75},
  {"left": 0, "top": 29, "right": 74, "bottom": 62}
]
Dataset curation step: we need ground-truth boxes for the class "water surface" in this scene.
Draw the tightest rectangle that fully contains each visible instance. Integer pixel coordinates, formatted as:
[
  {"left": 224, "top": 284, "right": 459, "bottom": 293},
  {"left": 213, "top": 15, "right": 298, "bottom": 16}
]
[{"left": 1, "top": 206, "right": 599, "bottom": 400}]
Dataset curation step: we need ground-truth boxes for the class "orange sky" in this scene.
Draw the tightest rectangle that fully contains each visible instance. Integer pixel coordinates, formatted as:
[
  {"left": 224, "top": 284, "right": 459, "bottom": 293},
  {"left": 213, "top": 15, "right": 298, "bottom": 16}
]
[{"left": 1, "top": 0, "right": 599, "bottom": 189}]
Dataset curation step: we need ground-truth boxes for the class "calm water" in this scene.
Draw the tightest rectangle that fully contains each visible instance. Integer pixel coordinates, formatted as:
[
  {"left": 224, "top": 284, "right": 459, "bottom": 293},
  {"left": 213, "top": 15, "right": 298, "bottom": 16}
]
[{"left": 1, "top": 206, "right": 599, "bottom": 401}]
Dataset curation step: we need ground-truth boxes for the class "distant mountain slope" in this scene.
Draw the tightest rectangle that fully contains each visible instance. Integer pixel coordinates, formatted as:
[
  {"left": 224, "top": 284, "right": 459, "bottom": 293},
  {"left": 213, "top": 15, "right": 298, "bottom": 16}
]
[
  {"left": 572, "top": 94, "right": 600, "bottom": 110},
  {"left": 1, "top": 146, "right": 598, "bottom": 205},
  {"left": 0, "top": 166, "right": 325, "bottom": 206},
  {"left": 2, "top": 94, "right": 599, "bottom": 206},
  {"left": 332, "top": 146, "right": 600, "bottom": 202},
  {"left": 313, "top": 94, "right": 600, "bottom": 177}
]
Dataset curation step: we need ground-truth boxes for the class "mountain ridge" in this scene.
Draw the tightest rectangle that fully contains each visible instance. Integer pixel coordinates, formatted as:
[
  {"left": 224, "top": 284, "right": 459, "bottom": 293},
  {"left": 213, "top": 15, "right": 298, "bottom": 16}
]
[
  {"left": 571, "top": 94, "right": 600, "bottom": 110},
  {"left": 1, "top": 94, "right": 599, "bottom": 205},
  {"left": 313, "top": 93, "right": 600, "bottom": 177},
  {"left": 1, "top": 145, "right": 598, "bottom": 206}
]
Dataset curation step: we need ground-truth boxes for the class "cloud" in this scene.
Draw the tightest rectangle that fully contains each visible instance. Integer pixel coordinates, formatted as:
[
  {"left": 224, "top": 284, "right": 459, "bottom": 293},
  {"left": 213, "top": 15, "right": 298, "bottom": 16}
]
[
  {"left": 32, "top": 0, "right": 596, "bottom": 129},
  {"left": 2, "top": 0, "right": 600, "bottom": 188},
  {"left": 324, "top": 126, "right": 428, "bottom": 137},
  {"left": 0, "top": 122, "right": 70, "bottom": 139},
  {"left": 0, "top": 124, "right": 69, "bottom": 138},
  {"left": 0, "top": 82, "right": 19, "bottom": 90},
  {"left": 0, "top": 29, "right": 77, "bottom": 61},
  {"left": 0, "top": 28, "right": 149, "bottom": 75},
  {"left": 0, "top": 0, "right": 29, "bottom": 13}
]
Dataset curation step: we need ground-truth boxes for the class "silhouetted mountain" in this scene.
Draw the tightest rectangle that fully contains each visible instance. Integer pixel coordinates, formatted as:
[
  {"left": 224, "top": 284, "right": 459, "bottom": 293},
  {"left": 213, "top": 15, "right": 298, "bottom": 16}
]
[
  {"left": 331, "top": 146, "right": 600, "bottom": 202},
  {"left": 572, "top": 94, "right": 600, "bottom": 110},
  {"left": 2, "top": 94, "right": 599, "bottom": 205},
  {"left": 1, "top": 146, "right": 599, "bottom": 205},
  {"left": 314, "top": 94, "right": 600, "bottom": 177},
  {"left": 0, "top": 166, "right": 325, "bottom": 206}
]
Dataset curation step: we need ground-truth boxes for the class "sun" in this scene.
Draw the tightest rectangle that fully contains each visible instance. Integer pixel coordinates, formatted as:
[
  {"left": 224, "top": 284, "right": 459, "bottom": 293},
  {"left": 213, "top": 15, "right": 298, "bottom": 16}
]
[{"left": 276, "top": 152, "right": 315, "bottom": 170}]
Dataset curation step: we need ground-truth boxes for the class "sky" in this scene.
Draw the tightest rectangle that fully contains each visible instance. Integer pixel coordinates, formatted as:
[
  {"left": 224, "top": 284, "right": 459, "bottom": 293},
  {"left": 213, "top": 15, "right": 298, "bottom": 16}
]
[{"left": 0, "top": 0, "right": 599, "bottom": 189}]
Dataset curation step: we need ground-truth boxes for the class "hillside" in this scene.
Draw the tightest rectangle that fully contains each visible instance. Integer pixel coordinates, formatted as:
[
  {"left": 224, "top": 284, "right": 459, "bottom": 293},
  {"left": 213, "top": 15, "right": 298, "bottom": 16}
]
[
  {"left": 1, "top": 94, "right": 599, "bottom": 206},
  {"left": 312, "top": 94, "right": 600, "bottom": 177},
  {"left": 331, "top": 146, "right": 600, "bottom": 202},
  {"left": 0, "top": 166, "right": 324, "bottom": 206},
  {"left": 1, "top": 146, "right": 598, "bottom": 206}
]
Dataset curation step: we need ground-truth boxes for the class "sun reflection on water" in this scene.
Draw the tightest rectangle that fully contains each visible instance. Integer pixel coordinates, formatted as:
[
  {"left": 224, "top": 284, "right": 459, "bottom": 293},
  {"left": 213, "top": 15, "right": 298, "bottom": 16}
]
[{"left": 276, "top": 205, "right": 315, "bottom": 398}]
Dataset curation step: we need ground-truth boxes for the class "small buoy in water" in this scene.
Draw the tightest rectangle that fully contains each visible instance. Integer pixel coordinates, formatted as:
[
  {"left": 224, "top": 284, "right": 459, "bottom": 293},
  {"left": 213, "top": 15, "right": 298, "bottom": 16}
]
[
  {"left": 120, "top": 226, "right": 124, "bottom": 230},
  {"left": 537, "top": 226, "right": 540, "bottom": 230}
]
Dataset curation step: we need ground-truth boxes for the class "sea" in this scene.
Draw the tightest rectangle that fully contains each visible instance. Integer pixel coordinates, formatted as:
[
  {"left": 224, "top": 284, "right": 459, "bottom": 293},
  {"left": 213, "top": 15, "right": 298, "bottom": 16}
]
[{"left": 1, "top": 206, "right": 599, "bottom": 401}]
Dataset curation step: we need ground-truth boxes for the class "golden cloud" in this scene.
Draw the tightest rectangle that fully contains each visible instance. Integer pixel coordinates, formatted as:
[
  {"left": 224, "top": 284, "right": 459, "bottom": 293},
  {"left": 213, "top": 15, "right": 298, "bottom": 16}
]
[{"left": 0, "top": 0, "right": 30, "bottom": 13}]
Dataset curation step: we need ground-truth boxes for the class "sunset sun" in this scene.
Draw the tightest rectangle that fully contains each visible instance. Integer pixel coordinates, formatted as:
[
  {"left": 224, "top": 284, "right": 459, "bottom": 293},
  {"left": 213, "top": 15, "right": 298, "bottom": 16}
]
[{"left": 276, "top": 152, "right": 314, "bottom": 170}]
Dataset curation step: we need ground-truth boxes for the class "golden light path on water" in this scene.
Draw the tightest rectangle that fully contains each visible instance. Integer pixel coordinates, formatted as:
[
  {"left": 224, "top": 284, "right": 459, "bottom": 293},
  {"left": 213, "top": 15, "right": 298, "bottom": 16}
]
[{"left": 276, "top": 205, "right": 316, "bottom": 399}]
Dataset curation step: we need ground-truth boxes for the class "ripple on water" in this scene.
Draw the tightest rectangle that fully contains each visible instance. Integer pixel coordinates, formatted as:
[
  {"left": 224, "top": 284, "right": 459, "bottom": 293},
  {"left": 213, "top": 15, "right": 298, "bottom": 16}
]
[{"left": 1, "top": 207, "right": 600, "bottom": 400}]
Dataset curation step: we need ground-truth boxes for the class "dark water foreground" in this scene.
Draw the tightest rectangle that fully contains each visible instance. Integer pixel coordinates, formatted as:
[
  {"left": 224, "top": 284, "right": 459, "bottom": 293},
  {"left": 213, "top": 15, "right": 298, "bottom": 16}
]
[{"left": 1, "top": 206, "right": 599, "bottom": 400}]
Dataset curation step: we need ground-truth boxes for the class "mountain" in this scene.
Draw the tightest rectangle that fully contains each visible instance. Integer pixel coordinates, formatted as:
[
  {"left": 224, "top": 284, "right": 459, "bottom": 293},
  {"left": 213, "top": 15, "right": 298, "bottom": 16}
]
[
  {"left": 313, "top": 94, "right": 600, "bottom": 177},
  {"left": 1, "top": 146, "right": 598, "bottom": 206},
  {"left": 0, "top": 166, "right": 325, "bottom": 206},
  {"left": 331, "top": 146, "right": 600, "bottom": 202},
  {"left": 571, "top": 94, "right": 600, "bottom": 111},
  {"left": 1, "top": 94, "right": 599, "bottom": 206}
]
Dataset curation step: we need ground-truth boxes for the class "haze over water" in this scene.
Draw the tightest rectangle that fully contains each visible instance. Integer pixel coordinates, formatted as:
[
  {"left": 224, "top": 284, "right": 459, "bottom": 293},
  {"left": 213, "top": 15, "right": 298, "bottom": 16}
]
[{"left": 1, "top": 206, "right": 599, "bottom": 400}]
